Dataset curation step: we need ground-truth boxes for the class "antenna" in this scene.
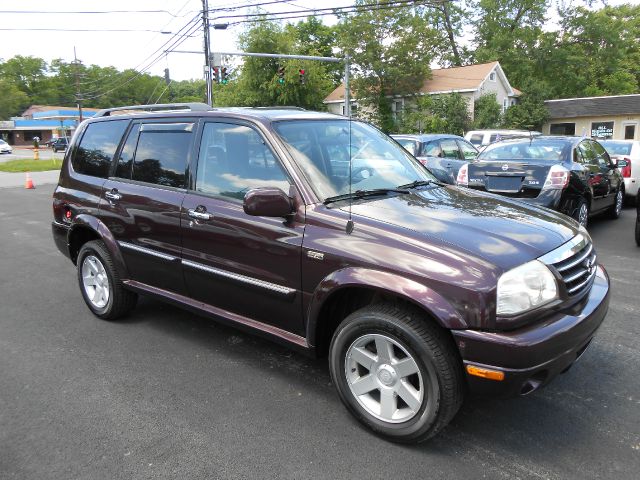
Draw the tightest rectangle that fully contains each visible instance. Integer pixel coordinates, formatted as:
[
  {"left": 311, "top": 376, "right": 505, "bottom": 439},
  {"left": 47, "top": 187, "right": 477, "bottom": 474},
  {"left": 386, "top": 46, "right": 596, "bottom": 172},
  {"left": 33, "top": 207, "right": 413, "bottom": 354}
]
[
  {"left": 346, "top": 117, "right": 354, "bottom": 234},
  {"left": 344, "top": 55, "right": 354, "bottom": 234}
]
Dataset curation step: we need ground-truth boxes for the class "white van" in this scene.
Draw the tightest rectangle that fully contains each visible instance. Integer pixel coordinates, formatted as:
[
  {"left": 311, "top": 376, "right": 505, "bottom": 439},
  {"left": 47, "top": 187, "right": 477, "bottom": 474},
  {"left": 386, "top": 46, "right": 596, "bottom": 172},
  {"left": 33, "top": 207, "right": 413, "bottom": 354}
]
[{"left": 465, "top": 129, "right": 541, "bottom": 148}]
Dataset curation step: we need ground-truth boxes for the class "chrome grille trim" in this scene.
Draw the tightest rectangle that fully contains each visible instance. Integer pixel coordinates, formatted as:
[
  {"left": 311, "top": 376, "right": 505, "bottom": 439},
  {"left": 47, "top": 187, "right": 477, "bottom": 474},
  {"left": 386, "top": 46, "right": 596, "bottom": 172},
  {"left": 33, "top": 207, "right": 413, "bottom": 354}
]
[
  {"left": 555, "top": 243, "right": 593, "bottom": 272},
  {"left": 567, "top": 267, "right": 598, "bottom": 294},
  {"left": 539, "top": 234, "right": 597, "bottom": 297}
]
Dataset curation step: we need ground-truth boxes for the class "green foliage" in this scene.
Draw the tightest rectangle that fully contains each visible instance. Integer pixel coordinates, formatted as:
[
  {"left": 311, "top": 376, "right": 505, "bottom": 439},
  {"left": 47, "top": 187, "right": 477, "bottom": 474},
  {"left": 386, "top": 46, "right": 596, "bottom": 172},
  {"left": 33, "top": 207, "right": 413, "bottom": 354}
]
[
  {"left": 502, "top": 81, "right": 549, "bottom": 130},
  {"left": 401, "top": 93, "right": 471, "bottom": 136},
  {"left": 336, "top": 0, "right": 441, "bottom": 131},
  {"left": 213, "top": 19, "right": 334, "bottom": 110},
  {"left": 0, "top": 78, "right": 29, "bottom": 120},
  {"left": 473, "top": 94, "right": 502, "bottom": 129}
]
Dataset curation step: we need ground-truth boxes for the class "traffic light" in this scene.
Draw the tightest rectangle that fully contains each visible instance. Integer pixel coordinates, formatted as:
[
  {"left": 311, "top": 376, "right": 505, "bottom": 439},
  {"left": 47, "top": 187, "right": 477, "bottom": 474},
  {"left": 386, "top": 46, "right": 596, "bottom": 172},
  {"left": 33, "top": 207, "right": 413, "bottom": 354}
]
[
  {"left": 298, "top": 69, "right": 306, "bottom": 85},
  {"left": 221, "top": 67, "right": 229, "bottom": 85},
  {"left": 277, "top": 66, "right": 285, "bottom": 84},
  {"left": 164, "top": 68, "right": 170, "bottom": 85},
  {"left": 212, "top": 67, "right": 219, "bottom": 84}
]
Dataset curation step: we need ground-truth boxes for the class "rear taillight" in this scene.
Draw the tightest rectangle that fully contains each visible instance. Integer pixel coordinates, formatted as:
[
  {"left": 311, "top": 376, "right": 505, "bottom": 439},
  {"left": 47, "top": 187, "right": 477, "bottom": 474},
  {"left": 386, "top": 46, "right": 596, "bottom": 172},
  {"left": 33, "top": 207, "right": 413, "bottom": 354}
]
[
  {"left": 620, "top": 157, "right": 632, "bottom": 178},
  {"left": 543, "top": 164, "right": 570, "bottom": 189},
  {"left": 456, "top": 163, "right": 469, "bottom": 186}
]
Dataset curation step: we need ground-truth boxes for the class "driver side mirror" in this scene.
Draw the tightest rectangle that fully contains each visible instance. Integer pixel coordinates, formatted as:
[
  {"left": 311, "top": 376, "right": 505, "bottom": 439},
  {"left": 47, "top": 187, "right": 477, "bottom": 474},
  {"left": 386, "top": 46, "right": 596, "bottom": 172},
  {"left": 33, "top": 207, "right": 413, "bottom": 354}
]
[{"left": 243, "top": 187, "right": 294, "bottom": 217}]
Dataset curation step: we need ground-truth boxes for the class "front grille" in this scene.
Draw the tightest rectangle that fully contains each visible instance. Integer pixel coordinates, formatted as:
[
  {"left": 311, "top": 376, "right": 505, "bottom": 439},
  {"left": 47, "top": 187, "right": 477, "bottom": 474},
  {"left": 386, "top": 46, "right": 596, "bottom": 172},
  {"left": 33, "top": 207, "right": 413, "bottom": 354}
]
[{"left": 539, "top": 235, "right": 597, "bottom": 297}]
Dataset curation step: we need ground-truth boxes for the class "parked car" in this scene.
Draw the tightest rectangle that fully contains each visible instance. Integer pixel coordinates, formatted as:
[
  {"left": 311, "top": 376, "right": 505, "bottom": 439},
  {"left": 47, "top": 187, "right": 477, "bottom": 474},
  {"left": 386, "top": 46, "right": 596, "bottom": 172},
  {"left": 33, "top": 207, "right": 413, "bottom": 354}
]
[
  {"left": 636, "top": 194, "right": 640, "bottom": 246},
  {"left": 465, "top": 129, "right": 541, "bottom": 148},
  {"left": 457, "top": 136, "right": 625, "bottom": 227},
  {"left": 52, "top": 104, "right": 609, "bottom": 443},
  {"left": 599, "top": 139, "right": 639, "bottom": 201},
  {"left": 391, "top": 134, "right": 478, "bottom": 184},
  {"left": 52, "top": 137, "right": 68, "bottom": 152},
  {"left": 0, "top": 139, "right": 12, "bottom": 154}
]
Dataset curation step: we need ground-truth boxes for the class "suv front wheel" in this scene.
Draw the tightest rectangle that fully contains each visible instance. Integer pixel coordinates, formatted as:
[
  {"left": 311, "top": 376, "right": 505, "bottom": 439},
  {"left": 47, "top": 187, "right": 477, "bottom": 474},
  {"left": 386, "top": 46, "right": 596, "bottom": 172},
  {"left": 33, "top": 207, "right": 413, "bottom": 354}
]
[
  {"left": 77, "top": 240, "right": 137, "bottom": 320},
  {"left": 329, "top": 303, "right": 464, "bottom": 443}
]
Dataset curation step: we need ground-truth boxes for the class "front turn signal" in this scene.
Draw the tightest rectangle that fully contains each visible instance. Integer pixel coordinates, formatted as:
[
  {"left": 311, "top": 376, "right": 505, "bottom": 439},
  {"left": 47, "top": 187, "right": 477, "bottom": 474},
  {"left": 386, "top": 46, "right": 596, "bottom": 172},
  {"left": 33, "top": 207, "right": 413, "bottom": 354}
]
[{"left": 466, "top": 365, "right": 505, "bottom": 381}]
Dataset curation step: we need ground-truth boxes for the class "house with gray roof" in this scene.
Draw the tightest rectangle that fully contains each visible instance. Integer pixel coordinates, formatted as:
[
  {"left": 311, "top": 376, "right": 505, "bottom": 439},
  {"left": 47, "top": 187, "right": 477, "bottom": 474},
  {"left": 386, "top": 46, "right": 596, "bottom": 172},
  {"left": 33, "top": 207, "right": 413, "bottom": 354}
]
[{"left": 543, "top": 94, "right": 640, "bottom": 140}]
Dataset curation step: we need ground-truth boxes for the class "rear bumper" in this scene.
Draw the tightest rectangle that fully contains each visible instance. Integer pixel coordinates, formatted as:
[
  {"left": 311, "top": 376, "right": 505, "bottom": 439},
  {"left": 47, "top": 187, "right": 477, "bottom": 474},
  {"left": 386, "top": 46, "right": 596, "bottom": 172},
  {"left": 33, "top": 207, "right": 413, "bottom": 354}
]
[
  {"left": 452, "top": 264, "right": 609, "bottom": 397},
  {"left": 51, "top": 221, "right": 71, "bottom": 260}
]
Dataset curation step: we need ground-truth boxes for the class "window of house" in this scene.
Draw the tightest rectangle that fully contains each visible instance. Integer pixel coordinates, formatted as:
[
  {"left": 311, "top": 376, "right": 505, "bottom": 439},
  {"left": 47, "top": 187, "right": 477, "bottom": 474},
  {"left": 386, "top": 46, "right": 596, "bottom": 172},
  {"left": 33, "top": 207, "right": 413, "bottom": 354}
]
[
  {"left": 624, "top": 124, "right": 636, "bottom": 140},
  {"left": 489, "top": 72, "right": 496, "bottom": 81},
  {"left": 550, "top": 123, "right": 576, "bottom": 136},
  {"left": 131, "top": 123, "right": 193, "bottom": 188},
  {"left": 502, "top": 98, "right": 509, "bottom": 112},
  {"left": 196, "top": 122, "right": 290, "bottom": 201},
  {"left": 72, "top": 120, "right": 129, "bottom": 178}
]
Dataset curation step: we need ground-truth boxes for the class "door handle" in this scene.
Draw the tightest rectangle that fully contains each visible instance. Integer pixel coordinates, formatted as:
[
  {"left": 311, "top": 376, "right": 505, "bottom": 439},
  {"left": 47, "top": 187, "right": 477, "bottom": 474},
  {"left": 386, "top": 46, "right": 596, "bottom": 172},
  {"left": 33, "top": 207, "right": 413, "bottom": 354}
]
[
  {"left": 105, "top": 190, "right": 122, "bottom": 201},
  {"left": 188, "top": 208, "right": 212, "bottom": 221}
]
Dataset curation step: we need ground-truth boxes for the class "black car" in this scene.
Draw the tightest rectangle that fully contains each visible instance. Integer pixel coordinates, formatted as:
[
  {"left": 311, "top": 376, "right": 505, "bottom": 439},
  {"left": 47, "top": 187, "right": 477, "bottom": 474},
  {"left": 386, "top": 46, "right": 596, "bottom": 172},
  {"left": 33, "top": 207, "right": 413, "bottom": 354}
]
[
  {"left": 52, "top": 137, "right": 68, "bottom": 152},
  {"left": 392, "top": 134, "right": 478, "bottom": 184},
  {"left": 457, "top": 136, "right": 625, "bottom": 227}
]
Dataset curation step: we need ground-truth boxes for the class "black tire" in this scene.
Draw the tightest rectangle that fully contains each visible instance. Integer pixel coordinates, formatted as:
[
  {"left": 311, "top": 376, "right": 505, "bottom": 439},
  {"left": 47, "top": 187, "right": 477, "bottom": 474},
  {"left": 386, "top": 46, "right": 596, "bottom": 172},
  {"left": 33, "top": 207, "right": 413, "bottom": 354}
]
[
  {"left": 608, "top": 188, "right": 624, "bottom": 219},
  {"left": 329, "top": 303, "right": 464, "bottom": 443},
  {"left": 77, "top": 240, "right": 137, "bottom": 320},
  {"left": 572, "top": 197, "right": 589, "bottom": 227}
]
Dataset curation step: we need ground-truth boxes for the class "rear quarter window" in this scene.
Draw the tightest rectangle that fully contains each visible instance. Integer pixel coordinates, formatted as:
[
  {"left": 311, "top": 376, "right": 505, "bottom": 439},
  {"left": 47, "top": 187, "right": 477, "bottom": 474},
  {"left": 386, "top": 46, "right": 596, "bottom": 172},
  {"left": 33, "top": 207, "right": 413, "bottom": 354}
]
[{"left": 72, "top": 120, "right": 129, "bottom": 177}]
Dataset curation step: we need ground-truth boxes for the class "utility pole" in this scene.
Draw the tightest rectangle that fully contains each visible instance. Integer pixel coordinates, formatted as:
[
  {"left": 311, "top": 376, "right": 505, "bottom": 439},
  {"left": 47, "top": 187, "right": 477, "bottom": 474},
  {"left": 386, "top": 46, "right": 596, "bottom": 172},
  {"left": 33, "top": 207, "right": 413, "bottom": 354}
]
[
  {"left": 73, "top": 47, "right": 83, "bottom": 123},
  {"left": 202, "top": 0, "right": 212, "bottom": 106}
]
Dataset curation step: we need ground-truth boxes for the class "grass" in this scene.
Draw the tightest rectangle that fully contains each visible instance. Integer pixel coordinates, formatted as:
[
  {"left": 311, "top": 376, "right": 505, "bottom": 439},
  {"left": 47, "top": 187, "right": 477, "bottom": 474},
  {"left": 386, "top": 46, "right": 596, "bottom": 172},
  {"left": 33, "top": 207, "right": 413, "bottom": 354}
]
[{"left": 0, "top": 158, "right": 62, "bottom": 172}]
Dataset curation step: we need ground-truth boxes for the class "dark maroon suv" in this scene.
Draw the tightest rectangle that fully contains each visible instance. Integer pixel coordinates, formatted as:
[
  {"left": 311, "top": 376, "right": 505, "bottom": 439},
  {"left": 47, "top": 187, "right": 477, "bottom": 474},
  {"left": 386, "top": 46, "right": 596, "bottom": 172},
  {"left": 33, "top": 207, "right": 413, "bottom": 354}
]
[{"left": 52, "top": 103, "right": 610, "bottom": 443}]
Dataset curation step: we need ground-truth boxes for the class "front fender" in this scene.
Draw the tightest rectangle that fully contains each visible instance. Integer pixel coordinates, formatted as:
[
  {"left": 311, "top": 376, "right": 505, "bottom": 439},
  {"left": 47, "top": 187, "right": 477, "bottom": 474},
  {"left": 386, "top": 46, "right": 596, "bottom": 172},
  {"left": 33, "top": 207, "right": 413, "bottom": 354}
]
[
  {"left": 69, "top": 214, "right": 129, "bottom": 279},
  {"left": 305, "top": 267, "right": 467, "bottom": 347}
]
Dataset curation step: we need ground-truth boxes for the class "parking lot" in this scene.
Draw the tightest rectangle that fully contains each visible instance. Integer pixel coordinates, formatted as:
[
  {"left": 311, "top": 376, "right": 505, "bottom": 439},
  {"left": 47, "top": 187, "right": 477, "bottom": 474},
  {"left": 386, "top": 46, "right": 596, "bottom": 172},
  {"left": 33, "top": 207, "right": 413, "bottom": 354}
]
[
  {"left": 0, "top": 148, "right": 62, "bottom": 163},
  {"left": 1, "top": 184, "right": 638, "bottom": 479}
]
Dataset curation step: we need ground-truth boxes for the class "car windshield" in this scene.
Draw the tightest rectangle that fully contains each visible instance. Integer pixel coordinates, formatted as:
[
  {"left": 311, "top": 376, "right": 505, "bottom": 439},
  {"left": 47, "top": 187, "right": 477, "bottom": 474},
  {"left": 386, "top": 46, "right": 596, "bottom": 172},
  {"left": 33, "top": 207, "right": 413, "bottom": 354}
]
[
  {"left": 600, "top": 141, "right": 632, "bottom": 156},
  {"left": 273, "top": 120, "right": 434, "bottom": 201},
  {"left": 478, "top": 139, "right": 570, "bottom": 162}
]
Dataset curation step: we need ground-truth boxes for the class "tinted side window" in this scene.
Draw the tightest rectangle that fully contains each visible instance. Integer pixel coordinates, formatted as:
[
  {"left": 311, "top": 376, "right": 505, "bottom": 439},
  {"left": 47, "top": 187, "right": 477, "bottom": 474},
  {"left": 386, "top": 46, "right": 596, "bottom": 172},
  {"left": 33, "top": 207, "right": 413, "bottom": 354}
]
[
  {"left": 591, "top": 141, "right": 611, "bottom": 168},
  {"left": 469, "top": 134, "right": 483, "bottom": 145},
  {"left": 457, "top": 139, "right": 478, "bottom": 160},
  {"left": 440, "top": 139, "right": 460, "bottom": 159},
  {"left": 578, "top": 141, "right": 598, "bottom": 167},
  {"left": 196, "top": 122, "right": 290, "bottom": 200},
  {"left": 132, "top": 123, "right": 193, "bottom": 188},
  {"left": 422, "top": 141, "right": 441, "bottom": 157},
  {"left": 115, "top": 124, "right": 140, "bottom": 179},
  {"left": 72, "top": 120, "right": 128, "bottom": 177}
]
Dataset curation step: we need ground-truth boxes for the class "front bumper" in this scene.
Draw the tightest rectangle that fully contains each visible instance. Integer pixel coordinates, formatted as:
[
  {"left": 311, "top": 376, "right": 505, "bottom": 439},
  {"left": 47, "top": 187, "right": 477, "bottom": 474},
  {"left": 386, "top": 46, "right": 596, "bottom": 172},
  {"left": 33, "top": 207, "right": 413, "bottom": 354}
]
[{"left": 452, "top": 264, "right": 609, "bottom": 397}]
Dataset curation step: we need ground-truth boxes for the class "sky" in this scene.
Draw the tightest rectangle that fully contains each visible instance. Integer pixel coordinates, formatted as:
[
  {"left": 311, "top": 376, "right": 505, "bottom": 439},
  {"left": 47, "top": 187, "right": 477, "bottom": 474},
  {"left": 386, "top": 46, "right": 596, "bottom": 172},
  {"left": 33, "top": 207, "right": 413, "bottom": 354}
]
[
  {"left": 0, "top": 0, "right": 630, "bottom": 85},
  {"left": 0, "top": 0, "right": 349, "bottom": 82}
]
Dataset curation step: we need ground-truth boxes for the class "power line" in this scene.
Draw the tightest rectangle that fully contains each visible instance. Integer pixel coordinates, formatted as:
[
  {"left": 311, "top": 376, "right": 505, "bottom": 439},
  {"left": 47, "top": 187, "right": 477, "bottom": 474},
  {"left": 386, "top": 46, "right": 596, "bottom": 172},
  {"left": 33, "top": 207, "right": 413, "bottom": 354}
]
[
  {"left": 0, "top": 10, "right": 191, "bottom": 16},
  {"left": 0, "top": 28, "right": 184, "bottom": 33}
]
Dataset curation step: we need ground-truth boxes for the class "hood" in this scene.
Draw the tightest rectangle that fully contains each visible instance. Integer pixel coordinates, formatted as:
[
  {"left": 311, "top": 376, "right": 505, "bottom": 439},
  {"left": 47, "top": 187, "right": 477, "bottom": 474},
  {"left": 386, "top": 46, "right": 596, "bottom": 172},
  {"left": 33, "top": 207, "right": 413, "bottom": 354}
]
[{"left": 343, "top": 185, "right": 577, "bottom": 270}]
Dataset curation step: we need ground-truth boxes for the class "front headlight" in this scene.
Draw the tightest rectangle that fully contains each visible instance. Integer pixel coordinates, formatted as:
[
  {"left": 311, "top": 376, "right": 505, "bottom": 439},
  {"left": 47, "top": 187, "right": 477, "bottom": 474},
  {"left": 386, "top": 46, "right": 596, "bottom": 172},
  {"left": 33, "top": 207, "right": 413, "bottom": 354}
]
[{"left": 496, "top": 260, "right": 558, "bottom": 316}]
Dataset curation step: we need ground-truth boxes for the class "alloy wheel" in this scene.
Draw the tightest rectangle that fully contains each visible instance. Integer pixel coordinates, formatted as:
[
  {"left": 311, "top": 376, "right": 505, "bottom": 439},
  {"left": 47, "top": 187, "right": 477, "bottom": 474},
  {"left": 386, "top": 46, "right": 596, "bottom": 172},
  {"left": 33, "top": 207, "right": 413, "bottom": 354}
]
[
  {"left": 345, "top": 333, "right": 424, "bottom": 423},
  {"left": 81, "top": 255, "right": 110, "bottom": 309},
  {"left": 578, "top": 203, "right": 589, "bottom": 227},
  {"left": 615, "top": 190, "right": 623, "bottom": 216}
]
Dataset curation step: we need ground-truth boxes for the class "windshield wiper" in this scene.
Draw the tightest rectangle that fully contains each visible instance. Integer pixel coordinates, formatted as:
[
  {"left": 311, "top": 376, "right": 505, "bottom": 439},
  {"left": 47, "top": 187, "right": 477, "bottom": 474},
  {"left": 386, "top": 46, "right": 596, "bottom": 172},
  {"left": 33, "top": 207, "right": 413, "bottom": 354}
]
[
  {"left": 323, "top": 188, "right": 410, "bottom": 205},
  {"left": 396, "top": 179, "right": 438, "bottom": 189}
]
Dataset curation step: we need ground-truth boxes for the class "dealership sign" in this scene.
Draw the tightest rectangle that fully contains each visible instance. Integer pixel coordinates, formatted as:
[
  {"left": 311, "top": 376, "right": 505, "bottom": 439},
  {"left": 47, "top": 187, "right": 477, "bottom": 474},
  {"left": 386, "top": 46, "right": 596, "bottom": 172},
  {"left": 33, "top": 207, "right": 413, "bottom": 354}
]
[{"left": 591, "top": 122, "right": 614, "bottom": 139}]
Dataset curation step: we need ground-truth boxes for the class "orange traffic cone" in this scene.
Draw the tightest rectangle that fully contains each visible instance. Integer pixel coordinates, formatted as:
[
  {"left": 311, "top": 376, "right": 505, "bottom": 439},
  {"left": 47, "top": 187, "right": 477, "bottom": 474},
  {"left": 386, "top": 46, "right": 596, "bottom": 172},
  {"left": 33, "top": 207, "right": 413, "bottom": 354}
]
[{"left": 25, "top": 172, "right": 35, "bottom": 189}]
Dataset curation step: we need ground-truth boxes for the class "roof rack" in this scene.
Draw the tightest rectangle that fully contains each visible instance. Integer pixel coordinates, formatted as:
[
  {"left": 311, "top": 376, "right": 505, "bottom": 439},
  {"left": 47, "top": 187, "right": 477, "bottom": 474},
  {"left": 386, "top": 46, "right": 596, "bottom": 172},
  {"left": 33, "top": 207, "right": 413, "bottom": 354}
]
[
  {"left": 251, "top": 106, "right": 306, "bottom": 111},
  {"left": 93, "top": 103, "right": 213, "bottom": 118}
]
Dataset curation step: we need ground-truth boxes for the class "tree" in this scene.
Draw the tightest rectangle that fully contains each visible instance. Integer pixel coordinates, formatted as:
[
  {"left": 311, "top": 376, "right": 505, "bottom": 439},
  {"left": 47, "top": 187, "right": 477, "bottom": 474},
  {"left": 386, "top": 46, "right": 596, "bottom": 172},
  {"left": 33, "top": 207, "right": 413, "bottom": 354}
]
[
  {"left": 213, "top": 19, "right": 335, "bottom": 110},
  {"left": 336, "top": 1, "right": 441, "bottom": 131},
  {"left": 473, "top": 93, "right": 502, "bottom": 129},
  {"left": 502, "top": 81, "right": 549, "bottom": 130},
  {"left": 401, "top": 93, "right": 471, "bottom": 136},
  {"left": 0, "top": 78, "right": 29, "bottom": 119}
]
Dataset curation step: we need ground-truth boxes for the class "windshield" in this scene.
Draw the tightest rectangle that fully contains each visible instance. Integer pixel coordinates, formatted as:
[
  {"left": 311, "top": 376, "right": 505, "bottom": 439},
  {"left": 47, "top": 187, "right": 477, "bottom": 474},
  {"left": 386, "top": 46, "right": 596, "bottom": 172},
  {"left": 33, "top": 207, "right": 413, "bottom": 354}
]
[
  {"left": 273, "top": 120, "right": 434, "bottom": 201},
  {"left": 478, "top": 139, "right": 570, "bottom": 163},
  {"left": 600, "top": 141, "right": 632, "bottom": 156}
]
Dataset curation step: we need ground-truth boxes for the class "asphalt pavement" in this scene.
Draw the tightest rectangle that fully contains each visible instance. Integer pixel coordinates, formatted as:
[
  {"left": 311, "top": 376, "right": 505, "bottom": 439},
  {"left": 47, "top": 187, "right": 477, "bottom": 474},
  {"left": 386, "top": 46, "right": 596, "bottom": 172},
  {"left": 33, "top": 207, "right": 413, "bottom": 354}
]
[{"left": 1, "top": 185, "right": 639, "bottom": 479}]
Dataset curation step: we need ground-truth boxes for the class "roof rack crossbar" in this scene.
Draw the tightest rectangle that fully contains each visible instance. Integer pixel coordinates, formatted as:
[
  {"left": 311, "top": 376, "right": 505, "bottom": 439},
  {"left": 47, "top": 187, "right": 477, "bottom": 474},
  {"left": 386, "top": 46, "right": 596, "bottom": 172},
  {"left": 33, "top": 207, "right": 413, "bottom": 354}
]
[{"left": 93, "top": 103, "right": 213, "bottom": 118}]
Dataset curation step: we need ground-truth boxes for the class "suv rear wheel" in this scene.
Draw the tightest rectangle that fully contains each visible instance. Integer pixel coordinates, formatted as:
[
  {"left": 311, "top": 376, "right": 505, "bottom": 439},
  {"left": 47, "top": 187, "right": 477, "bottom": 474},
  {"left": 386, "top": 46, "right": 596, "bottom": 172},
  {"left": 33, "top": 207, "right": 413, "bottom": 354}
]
[
  {"left": 608, "top": 188, "right": 624, "bottom": 219},
  {"left": 329, "top": 303, "right": 464, "bottom": 443},
  {"left": 77, "top": 240, "right": 137, "bottom": 320}
]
